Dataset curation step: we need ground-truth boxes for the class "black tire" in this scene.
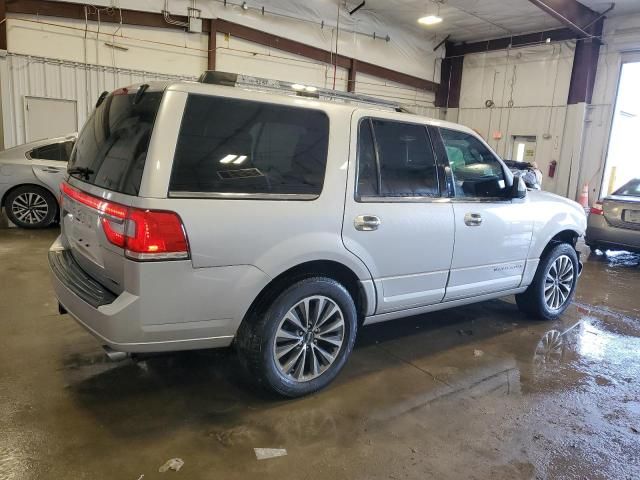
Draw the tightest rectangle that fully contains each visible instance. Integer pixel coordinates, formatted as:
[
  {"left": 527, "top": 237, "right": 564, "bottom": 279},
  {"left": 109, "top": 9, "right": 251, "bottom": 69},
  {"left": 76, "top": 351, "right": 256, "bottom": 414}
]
[
  {"left": 236, "top": 277, "right": 358, "bottom": 397},
  {"left": 5, "top": 185, "right": 58, "bottom": 229},
  {"left": 516, "top": 243, "right": 579, "bottom": 320}
]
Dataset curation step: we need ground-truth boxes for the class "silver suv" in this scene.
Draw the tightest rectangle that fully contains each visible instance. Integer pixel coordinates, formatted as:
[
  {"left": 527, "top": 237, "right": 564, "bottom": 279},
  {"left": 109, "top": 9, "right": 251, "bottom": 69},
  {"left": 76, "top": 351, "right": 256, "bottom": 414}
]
[{"left": 49, "top": 73, "right": 586, "bottom": 397}]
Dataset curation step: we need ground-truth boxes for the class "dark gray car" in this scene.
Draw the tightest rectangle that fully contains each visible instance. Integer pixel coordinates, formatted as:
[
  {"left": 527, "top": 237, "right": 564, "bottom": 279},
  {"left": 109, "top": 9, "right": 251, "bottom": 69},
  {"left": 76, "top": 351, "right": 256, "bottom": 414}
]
[{"left": 586, "top": 178, "right": 640, "bottom": 254}]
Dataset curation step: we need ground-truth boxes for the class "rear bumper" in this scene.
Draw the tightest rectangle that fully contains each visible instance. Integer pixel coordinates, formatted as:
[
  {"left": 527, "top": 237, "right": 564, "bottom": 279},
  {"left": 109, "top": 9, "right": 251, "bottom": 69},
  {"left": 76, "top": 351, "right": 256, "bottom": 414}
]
[
  {"left": 48, "top": 236, "right": 270, "bottom": 353},
  {"left": 586, "top": 215, "right": 640, "bottom": 252}
]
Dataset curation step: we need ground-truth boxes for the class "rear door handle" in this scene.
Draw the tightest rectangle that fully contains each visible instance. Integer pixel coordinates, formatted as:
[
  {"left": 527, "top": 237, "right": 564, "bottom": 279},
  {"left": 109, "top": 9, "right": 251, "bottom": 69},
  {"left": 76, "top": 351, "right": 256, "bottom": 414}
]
[
  {"left": 464, "top": 212, "right": 483, "bottom": 226},
  {"left": 354, "top": 215, "right": 381, "bottom": 231}
]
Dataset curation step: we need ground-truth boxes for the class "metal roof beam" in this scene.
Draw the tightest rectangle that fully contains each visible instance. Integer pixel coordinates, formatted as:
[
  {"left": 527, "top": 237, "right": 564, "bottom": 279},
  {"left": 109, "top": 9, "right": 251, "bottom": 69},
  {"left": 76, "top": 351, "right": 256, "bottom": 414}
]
[{"left": 527, "top": 0, "right": 603, "bottom": 37}]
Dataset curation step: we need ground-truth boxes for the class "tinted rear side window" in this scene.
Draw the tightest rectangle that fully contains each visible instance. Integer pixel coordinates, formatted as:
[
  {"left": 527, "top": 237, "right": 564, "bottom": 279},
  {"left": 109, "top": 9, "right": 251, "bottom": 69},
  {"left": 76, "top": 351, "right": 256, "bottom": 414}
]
[
  {"left": 68, "top": 89, "right": 163, "bottom": 195},
  {"left": 372, "top": 119, "right": 438, "bottom": 197},
  {"left": 30, "top": 140, "right": 75, "bottom": 162},
  {"left": 169, "top": 95, "right": 330, "bottom": 197}
]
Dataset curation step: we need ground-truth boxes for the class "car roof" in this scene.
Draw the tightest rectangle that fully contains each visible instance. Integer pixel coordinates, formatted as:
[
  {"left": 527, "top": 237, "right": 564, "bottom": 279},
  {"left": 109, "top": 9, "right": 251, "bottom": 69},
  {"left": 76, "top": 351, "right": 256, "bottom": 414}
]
[{"left": 133, "top": 80, "right": 475, "bottom": 135}]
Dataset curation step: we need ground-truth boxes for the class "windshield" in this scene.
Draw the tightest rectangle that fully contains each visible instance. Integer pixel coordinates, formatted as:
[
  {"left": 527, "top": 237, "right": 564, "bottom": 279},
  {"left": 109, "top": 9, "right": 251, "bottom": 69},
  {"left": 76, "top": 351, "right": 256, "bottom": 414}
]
[
  {"left": 613, "top": 179, "right": 640, "bottom": 197},
  {"left": 68, "top": 88, "right": 163, "bottom": 195}
]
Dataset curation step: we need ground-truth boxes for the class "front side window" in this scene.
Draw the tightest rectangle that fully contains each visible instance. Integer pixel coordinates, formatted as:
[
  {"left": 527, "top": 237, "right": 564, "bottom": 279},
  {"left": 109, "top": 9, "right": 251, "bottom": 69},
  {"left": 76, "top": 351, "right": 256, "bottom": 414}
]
[
  {"left": 356, "top": 118, "right": 439, "bottom": 199},
  {"left": 169, "top": 95, "right": 330, "bottom": 197},
  {"left": 440, "top": 128, "right": 507, "bottom": 198},
  {"left": 29, "top": 140, "right": 75, "bottom": 162}
]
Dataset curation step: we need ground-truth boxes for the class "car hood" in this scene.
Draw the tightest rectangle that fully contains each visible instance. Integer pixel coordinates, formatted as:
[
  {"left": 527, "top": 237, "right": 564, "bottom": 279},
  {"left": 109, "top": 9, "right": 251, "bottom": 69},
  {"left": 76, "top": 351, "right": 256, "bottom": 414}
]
[{"left": 528, "top": 189, "right": 584, "bottom": 212}]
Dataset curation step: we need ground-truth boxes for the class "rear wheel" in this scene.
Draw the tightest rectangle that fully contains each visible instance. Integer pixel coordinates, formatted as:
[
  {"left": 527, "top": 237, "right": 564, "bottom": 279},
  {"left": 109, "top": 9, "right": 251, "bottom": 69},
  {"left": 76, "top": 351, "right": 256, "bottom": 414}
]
[
  {"left": 236, "top": 277, "right": 357, "bottom": 397},
  {"left": 516, "top": 243, "right": 578, "bottom": 320},
  {"left": 5, "top": 185, "right": 57, "bottom": 229}
]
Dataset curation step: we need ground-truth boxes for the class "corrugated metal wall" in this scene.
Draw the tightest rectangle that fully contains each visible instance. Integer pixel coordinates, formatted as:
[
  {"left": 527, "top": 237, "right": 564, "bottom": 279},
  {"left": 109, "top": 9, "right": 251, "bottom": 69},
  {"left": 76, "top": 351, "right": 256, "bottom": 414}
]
[{"left": 0, "top": 53, "right": 196, "bottom": 148}]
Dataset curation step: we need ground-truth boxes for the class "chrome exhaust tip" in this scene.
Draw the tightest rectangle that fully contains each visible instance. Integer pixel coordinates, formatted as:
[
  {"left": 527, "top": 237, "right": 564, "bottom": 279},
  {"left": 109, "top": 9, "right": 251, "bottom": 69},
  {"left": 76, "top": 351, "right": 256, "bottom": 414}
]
[{"left": 103, "top": 345, "right": 130, "bottom": 362}]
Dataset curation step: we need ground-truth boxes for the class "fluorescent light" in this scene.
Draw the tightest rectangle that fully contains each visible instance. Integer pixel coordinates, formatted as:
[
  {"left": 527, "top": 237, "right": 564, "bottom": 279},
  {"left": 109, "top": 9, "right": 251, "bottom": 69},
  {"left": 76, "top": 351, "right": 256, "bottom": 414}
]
[
  {"left": 418, "top": 15, "right": 443, "bottom": 25},
  {"left": 232, "top": 155, "right": 248, "bottom": 164},
  {"left": 220, "top": 154, "right": 237, "bottom": 164},
  {"left": 305, "top": 86, "right": 317, "bottom": 92},
  {"left": 291, "top": 84, "right": 305, "bottom": 91}
]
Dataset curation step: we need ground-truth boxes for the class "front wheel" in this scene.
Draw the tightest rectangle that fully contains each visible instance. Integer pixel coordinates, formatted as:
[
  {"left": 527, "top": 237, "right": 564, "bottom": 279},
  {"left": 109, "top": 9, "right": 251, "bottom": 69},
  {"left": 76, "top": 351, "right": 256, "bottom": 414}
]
[
  {"left": 236, "top": 277, "right": 358, "bottom": 397},
  {"left": 516, "top": 243, "right": 579, "bottom": 320}
]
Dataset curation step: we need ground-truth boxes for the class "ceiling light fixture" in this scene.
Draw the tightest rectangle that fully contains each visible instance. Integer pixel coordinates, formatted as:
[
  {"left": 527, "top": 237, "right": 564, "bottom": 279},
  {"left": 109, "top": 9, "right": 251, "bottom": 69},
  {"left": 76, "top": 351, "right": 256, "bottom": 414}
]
[
  {"left": 418, "top": 15, "right": 443, "bottom": 25},
  {"left": 418, "top": 1, "right": 443, "bottom": 26}
]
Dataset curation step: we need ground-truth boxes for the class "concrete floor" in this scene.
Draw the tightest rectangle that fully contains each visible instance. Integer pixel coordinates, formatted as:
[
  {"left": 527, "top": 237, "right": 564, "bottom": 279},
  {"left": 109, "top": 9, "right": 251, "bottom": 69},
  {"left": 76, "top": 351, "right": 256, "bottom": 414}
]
[{"left": 1, "top": 227, "right": 639, "bottom": 480}]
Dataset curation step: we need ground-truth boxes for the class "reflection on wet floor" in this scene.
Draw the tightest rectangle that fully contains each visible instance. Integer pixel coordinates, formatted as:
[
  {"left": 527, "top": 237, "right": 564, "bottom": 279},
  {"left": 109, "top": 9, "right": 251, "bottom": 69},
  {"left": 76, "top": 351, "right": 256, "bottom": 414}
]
[{"left": 1, "top": 230, "right": 639, "bottom": 479}]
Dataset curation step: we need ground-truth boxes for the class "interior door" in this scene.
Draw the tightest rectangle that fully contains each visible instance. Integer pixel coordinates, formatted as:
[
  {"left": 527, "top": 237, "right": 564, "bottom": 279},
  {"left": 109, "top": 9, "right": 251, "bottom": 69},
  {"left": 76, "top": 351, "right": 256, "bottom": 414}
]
[
  {"left": 24, "top": 97, "right": 77, "bottom": 142},
  {"left": 342, "top": 114, "right": 454, "bottom": 314},
  {"left": 435, "top": 127, "right": 533, "bottom": 301},
  {"left": 512, "top": 135, "right": 537, "bottom": 163}
]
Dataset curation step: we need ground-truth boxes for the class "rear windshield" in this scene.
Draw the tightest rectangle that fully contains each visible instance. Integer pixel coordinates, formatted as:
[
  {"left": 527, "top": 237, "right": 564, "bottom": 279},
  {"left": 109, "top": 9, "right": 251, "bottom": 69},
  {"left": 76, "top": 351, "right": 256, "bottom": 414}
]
[
  {"left": 68, "top": 89, "right": 163, "bottom": 195},
  {"left": 169, "top": 94, "right": 329, "bottom": 197},
  {"left": 614, "top": 179, "right": 640, "bottom": 197}
]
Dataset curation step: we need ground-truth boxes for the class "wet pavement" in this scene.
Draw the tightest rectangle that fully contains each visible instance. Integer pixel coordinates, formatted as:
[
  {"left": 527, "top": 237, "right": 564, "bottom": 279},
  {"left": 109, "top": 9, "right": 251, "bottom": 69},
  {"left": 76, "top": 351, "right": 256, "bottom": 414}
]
[{"left": 1, "top": 228, "right": 639, "bottom": 479}]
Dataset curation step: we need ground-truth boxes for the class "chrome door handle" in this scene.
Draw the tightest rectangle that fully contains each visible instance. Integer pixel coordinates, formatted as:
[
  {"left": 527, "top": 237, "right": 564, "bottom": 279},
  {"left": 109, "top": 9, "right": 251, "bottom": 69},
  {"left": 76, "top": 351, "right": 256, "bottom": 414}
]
[
  {"left": 354, "top": 215, "right": 380, "bottom": 231},
  {"left": 464, "top": 212, "right": 483, "bottom": 226}
]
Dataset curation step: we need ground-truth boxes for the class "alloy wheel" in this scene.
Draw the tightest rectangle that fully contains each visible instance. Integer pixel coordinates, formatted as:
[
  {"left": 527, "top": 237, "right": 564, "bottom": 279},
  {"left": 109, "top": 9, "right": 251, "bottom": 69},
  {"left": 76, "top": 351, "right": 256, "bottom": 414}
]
[
  {"left": 544, "top": 255, "right": 574, "bottom": 310},
  {"left": 273, "top": 295, "right": 345, "bottom": 382},
  {"left": 11, "top": 192, "right": 49, "bottom": 225}
]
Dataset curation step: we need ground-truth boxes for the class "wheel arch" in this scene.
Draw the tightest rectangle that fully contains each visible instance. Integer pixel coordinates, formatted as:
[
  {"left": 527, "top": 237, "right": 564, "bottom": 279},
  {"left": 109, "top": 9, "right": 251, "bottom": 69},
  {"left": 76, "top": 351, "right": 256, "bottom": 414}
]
[
  {"left": 240, "top": 259, "right": 371, "bottom": 331},
  {"left": 540, "top": 229, "right": 580, "bottom": 259}
]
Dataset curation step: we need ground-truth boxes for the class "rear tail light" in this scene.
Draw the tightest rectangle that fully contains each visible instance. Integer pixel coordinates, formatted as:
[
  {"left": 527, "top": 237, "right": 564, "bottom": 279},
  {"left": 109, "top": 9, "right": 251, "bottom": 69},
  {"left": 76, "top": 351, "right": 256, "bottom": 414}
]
[
  {"left": 590, "top": 202, "right": 604, "bottom": 215},
  {"left": 60, "top": 183, "right": 189, "bottom": 260}
]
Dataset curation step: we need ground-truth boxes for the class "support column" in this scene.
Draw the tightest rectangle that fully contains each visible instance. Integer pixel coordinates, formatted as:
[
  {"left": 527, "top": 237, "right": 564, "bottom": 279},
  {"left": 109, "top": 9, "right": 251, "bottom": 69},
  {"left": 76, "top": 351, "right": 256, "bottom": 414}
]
[
  {"left": 347, "top": 58, "right": 357, "bottom": 92},
  {"left": 435, "top": 43, "right": 463, "bottom": 109},
  {"left": 567, "top": 18, "right": 604, "bottom": 104},
  {"left": 208, "top": 19, "right": 217, "bottom": 71}
]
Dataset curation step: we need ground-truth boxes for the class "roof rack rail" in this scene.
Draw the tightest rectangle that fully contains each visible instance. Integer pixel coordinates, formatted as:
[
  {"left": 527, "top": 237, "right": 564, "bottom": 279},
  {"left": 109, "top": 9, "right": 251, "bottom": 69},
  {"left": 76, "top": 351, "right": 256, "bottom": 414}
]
[{"left": 197, "top": 70, "right": 403, "bottom": 111}]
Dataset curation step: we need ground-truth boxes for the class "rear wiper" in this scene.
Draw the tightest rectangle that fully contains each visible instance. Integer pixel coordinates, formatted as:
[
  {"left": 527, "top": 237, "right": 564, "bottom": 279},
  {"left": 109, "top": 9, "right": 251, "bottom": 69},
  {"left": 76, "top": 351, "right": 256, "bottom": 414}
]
[{"left": 67, "top": 167, "right": 94, "bottom": 179}]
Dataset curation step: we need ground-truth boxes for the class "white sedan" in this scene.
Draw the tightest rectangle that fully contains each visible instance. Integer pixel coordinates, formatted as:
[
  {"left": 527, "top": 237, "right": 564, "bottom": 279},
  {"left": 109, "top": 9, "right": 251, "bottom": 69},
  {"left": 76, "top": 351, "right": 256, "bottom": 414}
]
[{"left": 0, "top": 134, "right": 76, "bottom": 228}]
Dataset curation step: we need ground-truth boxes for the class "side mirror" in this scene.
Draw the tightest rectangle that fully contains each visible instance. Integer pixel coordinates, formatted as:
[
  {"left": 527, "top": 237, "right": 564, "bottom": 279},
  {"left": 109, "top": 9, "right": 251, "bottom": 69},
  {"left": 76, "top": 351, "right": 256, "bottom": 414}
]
[{"left": 510, "top": 174, "right": 527, "bottom": 199}]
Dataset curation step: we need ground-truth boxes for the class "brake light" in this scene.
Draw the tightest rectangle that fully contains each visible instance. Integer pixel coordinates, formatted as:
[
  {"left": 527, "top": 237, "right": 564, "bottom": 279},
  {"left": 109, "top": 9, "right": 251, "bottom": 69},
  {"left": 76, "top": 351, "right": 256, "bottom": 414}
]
[
  {"left": 124, "top": 209, "right": 189, "bottom": 259},
  {"left": 590, "top": 202, "right": 604, "bottom": 215},
  {"left": 60, "top": 183, "right": 189, "bottom": 260}
]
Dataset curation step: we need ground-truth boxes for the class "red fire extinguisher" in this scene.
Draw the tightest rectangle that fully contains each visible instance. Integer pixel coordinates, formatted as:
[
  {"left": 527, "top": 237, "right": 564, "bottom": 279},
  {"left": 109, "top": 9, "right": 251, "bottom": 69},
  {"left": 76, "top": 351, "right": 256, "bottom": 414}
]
[{"left": 548, "top": 160, "right": 557, "bottom": 178}]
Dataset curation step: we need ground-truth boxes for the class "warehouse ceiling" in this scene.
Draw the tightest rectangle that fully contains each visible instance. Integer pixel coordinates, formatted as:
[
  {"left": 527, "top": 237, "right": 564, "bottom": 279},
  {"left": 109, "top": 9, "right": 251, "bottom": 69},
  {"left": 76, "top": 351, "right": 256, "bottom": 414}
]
[
  {"left": 358, "top": 0, "right": 640, "bottom": 43},
  {"left": 364, "top": 0, "right": 562, "bottom": 42},
  {"left": 46, "top": 0, "right": 640, "bottom": 51},
  {"left": 580, "top": 0, "right": 640, "bottom": 16}
]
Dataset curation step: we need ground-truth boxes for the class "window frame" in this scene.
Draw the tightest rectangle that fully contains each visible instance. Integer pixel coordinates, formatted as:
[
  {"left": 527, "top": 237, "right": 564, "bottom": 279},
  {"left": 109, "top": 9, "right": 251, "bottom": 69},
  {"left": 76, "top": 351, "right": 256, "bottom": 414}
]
[
  {"left": 167, "top": 93, "right": 331, "bottom": 201},
  {"left": 432, "top": 126, "right": 512, "bottom": 203},
  {"left": 355, "top": 116, "right": 445, "bottom": 203}
]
